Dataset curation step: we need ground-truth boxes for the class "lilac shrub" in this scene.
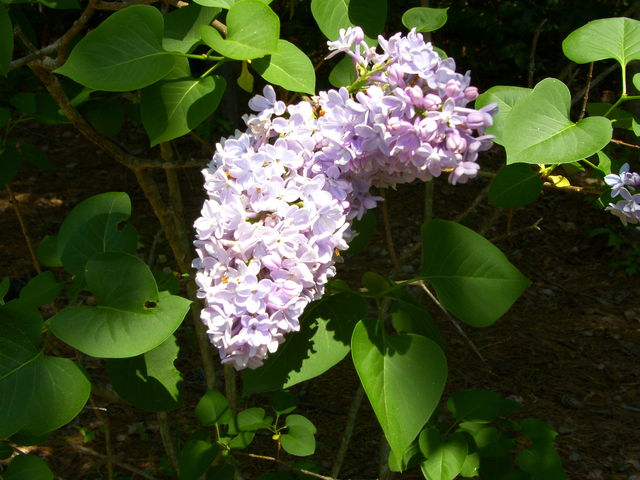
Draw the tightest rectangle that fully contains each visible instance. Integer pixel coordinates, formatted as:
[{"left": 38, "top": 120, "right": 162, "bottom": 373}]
[
  {"left": 193, "top": 27, "right": 496, "bottom": 369},
  {"left": 605, "top": 163, "right": 640, "bottom": 226}
]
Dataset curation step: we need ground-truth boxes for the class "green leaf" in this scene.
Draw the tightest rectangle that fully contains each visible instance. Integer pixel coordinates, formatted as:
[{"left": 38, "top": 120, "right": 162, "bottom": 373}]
[
  {"left": 106, "top": 335, "right": 183, "bottom": 411},
  {"left": 501, "top": 78, "right": 612, "bottom": 165},
  {"left": 311, "top": 0, "right": 386, "bottom": 43},
  {"left": 351, "top": 318, "right": 447, "bottom": 459},
  {"left": 242, "top": 292, "right": 367, "bottom": 394},
  {"left": 0, "top": 145, "right": 20, "bottom": 188},
  {"left": 389, "top": 293, "right": 445, "bottom": 349},
  {"left": 269, "top": 391, "right": 298, "bottom": 415},
  {"left": 253, "top": 39, "right": 315, "bottom": 95},
  {"left": 516, "top": 443, "right": 566, "bottom": 479},
  {"left": 447, "top": 389, "right": 521, "bottom": 422},
  {"left": 328, "top": 54, "right": 356, "bottom": 88},
  {"left": 0, "top": 300, "right": 90, "bottom": 438},
  {"left": 50, "top": 252, "right": 190, "bottom": 357},
  {"left": 388, "top": 441, "right": 421, "bottom": 472},
  {"left": 419, "top": 429, "right": 467, "bottom": 480},
  {"left": 421, "top": 219, "right": 530, "bottom": 327},
  {"left": 56, "top": 192, "right": 138, "bottom": 277},
  {"left": 199, "top": 0, "right": 279, "bottom": 60},
  {"left": 179, "top": 434, "right": 219, "bottom": 480},
  {"left": 488, "top": 163, "right": 542, "bottom": 208},
  {"left": 55, "top": 5, "right": 176, "bottom": 91},
  {"left": 141, "top": 58, "right": 226, "bottom": 145},
  {"left": 195, "top": 390, "right": 232, "bottom": 426},
  {"left": 0, "top": 5, "right": 13, "bottom": 77},
  {"left": 18, "top": 144, "right": 54, "bottom": 170},
  {"left": 401, "top": 7, "right": 448, "bottom": 33},
  {"left": 37, "top": 235, "right": 62, "bottom": 268},
  {"left": 0, "top": 107, "right": 9, "bottom": 127},
  {"left": 361, "top": 271, "right": 390, "bottom": 296},
  {"left": 163, "top": 4, "right": 220, "bottom": 53},
  {"left": 4, "top": 454, "right": 53, "bottom": 480},
  {"left": 563, "top": 17, "right": 640, "bottom": 66},
  {"left": 475, "top": 85, "right": 531, "bottom": 146},
  {"left": 237, "top": 59, "right": 254, "bottom": 93},
  {"left": 0, "top": 443, "right": 12, "bottom": 459},
  {"left": 9, "top": 93, "right": 68, "bottom": 125},
  {"left": 281, "top": 414, "right": 316, "bottom": 457},
  {"left": 78, "top": 99, "right": 125, "bottom": 137},
  {"left": 587, "top": 102, "right": 632, "bottom": 130},
  {"left": 227, "top": 431, "right": 255, "bottom": 449},
  {"left": 19, "top": 271, "right": 62, "bottom": 307},
  {"left": 192, "top": 0, "right": 271, "bottom": 7},
  {"left": 460, "top": 452, "right": 479, "bottom": 478},
  {"left": 520, "top": 418, "right": 558, "bottom": 444},
  {"left": 228, "top": 408, "right": 268, "bottom": 433}
]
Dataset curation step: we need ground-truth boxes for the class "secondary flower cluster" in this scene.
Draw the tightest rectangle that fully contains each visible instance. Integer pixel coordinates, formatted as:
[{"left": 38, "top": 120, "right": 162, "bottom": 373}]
[
  {"left": 605, "top": 163, "right": 640, "bottom": 225},
  {"left": 193, "top": 27, "right": 496, "bottom": 369}
]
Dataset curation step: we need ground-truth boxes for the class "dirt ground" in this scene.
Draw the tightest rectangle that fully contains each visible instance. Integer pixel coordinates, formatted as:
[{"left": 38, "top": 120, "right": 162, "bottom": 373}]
[{"left": 1, "top": 120, "right": 639, "bottom": 480}]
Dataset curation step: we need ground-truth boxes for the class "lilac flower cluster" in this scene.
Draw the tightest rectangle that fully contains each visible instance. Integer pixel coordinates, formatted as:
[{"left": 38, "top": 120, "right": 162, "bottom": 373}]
[
  {"left": 193, "top": 27, "right": 496, "bottom": 369},
  {"left": 605, "top": 163, "right": 640, "bottom": 225}
]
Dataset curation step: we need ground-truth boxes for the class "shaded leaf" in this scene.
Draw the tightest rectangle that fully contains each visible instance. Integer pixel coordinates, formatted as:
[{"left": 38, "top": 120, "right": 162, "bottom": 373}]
[
  {"left": 311, "top": 0, "right": 386, "bottom": 43},
  {"left": 19, "top": 271, "right": 62, "bottom": 307},
  {"left": 4, "top": 454, "right": 53, "bottom": 480},
  {"left": 401, "top": 7, "right": 448, "bottom": 33},
  {"left": 163, "top": 4, "right": 220, "bottom": 53},
  {"left": 0, "top": 145, "right": 20, "bottom": 188},
  {"left": 195, "top": 390, "right": 232, "bottom": 426},
  {"left": 489, "top": 163, "right": 542, "bottom": 208},
  {"left": 419, "top": 429, "right": 467, "bottom": 480},
  {"left": 179, "top": 433, "right": 219, "bottom": 480},
  {"left": 447, "top": 389, "right": 521, "bottom": 422}
]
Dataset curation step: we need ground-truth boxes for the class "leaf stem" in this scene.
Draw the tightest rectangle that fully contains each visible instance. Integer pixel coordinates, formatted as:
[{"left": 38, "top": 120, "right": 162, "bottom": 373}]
[{"left": 179, "top": 52, "right": 225, "bottom": 62}]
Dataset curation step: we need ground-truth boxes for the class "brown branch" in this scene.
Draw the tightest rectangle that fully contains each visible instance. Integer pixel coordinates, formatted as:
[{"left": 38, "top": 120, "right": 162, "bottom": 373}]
[
  {"left": 6, "top": 184, "right": 42, "bottom": 274},
  {"left": 157, "top": 412, "right": 179, "bottom": 473},
  {"left": 96, "top": 0, "right": 158, "bottom": 10},
  {"left": 453, "top": 182, "right": 490, "bottom": 223},
  {"left": 578, "top": 62, "right": 594, "bottom": 121},
  {"left": 330, "top": 385, "right": 364, "bottom": 478},
  {"left": 234, "top": 452, "right": 338, "bottom": 480},
  {"left": 489, "top": 218, "right": 542, "bottom": 243},
  {"left": 89, "top": 397, "right": 114, "bottom": 480},
  {"left": 611, "top": 138, "right": 640, "bottom": 149},
  {"left": 571, "top": 63, "right": 620, "bottom": 106},
  {"left": 63, "top": 442, "right": 157, "bottom": 480}
]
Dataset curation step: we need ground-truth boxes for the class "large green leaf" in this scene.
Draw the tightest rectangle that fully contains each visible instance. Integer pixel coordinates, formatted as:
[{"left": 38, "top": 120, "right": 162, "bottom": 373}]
[
  {"left": 419, "top": 429, "right": 467, "bottom": 480},
  {"left": 141, "top": 58, "right": 226, "bottom": 145},
  {"left": 0, "top": 5, "right": 13, "bottom": 77},
  {"left": 351, "top": 318, "right": 447, "bottom": 460},
  {"left": 562, "top": 17, "right": 640, "bottom": 66},
  {"left": 488, "top": 163, "right": 542, "bottom": 208},
  {"left": 56, "top": 192, "right": 138, "bottom": 277},
  {"left": 253, "top": 39, "right": 315, "bottom": 95},
  {"left": 106, "top": 335, "right": 183, "bottom": 411},
  {"left": 163, "top": 4, "right": 220, "bottom": 53},
  {"left": 50, "top": 252, "right": 191, "bottom": 358},
  {"left": 311, "top": 0, "right": 386, "bottom": 42},
  {"left": 199, "top": 0, "right": 279, "bottom": 60},
  {"left": 195, "top": 390, "right": 232, "bottom": 426},
  {"left": 401, "top": 7, "right": 448, "bottom": 33},
  {"left": 4, "top": 454, "right": 53, "bottom": 480},
  {"left": 421, "top": 220, "right": 530, "bottom": 327},
  {"left": 242, "top": 292, "right": 367, "bottom": 395},
  {"left": 55, "top": 5, "right": 176, "bottom": 91},
  {"left": 501, "top": 78, "right": 612, "bottom": 165},
  {"left": 179, "top": 432, "right": 219, "bottom": 480},
  {"left": 475, "top": 85, "right": 531, "bottom": 145},
  {"left": 0, "top": 300, "right": 90, "bottom": 439}
]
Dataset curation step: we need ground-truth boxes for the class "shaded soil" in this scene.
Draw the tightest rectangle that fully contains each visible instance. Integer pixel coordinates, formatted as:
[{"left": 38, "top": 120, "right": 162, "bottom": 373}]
[{"left": 1, "top": 121, "right": 639, "bottom": 480}]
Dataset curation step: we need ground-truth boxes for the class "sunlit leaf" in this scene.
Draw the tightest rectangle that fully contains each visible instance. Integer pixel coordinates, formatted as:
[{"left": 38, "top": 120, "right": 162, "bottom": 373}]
[
  {"left": 253, "top": 40, "right": 315, "bottom": 94},
  {"left": 281, "top": 415, "right": 316, "bottom": 457},
  {"left": 351, "top": 318, "right": 447, "bottom": 459},
  {"left": 311, "top": 0, "right": 386, "bottom": 43},
  {"left": 475, "top": 85, "right": 531, "bottom": 145},
  {"left": 563, "top": 17, "right": 640, "bottom": 66},
  {"left": 419, "top": 429, "right": 467, "bottom": 480}
]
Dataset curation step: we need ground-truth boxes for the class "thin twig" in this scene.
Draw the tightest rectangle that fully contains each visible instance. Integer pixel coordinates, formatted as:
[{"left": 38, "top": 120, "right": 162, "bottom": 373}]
[
  {"left": 6, "top": 185, "right": 42, "bottom": 275},
  {"left": 380, "top": 189, "right": 401, "bottom": 276},
  {"left": 489, "top": 218, "right": 542, "bottom": 243},
  {"left": 527, "top": 18, "right": 548, "bottom": 88},
  {"left": 611, "top": 138, "right": 640, "bottom": 149},
  {"left": 189, "top": 130, "right": 215, "bottom": 155},
  {"left": 234, "top": 452, "right": 338, "bottom": 480},
  {"left": 157, "top": 412, "right": 179, "bottom": 473},
  {"left": 96, "top": 0, "right": 157, "bottom": 10},
  {"left": 578, "top": 62, "right": 595, "bottom": 121},
  {"left": 89, "top": 397, "right": 114, "bottom": 480},
  {"left": 64, "top": 442, "right": 157, "bottom": 480},
  {"left": 418, "top": 281, "right": 491, "bottom": 370},
  {"left": 571, "top": 63, "right": 620, "bottom": 106},
  {"left": 330, "top": 385, "right": 364, "bottom": 478},
  {"left": 452, "top": 182, "right": 490, "bottom": 223}
]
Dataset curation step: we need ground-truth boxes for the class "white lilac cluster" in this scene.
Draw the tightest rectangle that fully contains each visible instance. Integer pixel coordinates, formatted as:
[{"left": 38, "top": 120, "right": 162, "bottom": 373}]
[
  {"left": 193, "top": 27, "right": 496, "bottom": 369},
  {"left": 605, "top": 163, "right": 640, "bottom": 225}
]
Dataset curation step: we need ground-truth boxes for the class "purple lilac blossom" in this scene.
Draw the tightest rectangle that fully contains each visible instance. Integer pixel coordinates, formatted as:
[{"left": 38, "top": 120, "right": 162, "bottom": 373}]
[
  {"left": 193, "top": 27, "right": 496, "bottom": 369},
  {"left": 605, "top": 163, "right": 640, "bottom": 226}
]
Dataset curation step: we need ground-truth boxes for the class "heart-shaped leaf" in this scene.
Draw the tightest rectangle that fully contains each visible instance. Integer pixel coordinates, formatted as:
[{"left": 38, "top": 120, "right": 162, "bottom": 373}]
[
  {"left": 56, "top": 192, "right": 138, "bottom": 278},
  {"left": 419, "top": 429, "right": 468, "bottom": 480},
  {"left": 475, "top": 85, "right": 531, "bottom": 145},
  {"left": 351, "top": 318, "right": 447, "bottom": 460},
  {"left": 501, "top": 78, "right": 612, "bottom": 165},
  {"left": 55, "top": 5, "right": 176, "bottom": 91},
  {"left": 50, "top": 252, "right": 191, "bottom": 357},
  {"left": 0, "top": 300, "right": 90, "bottom": 439},
  {"left": 563, "top": 17, "right": 640, "bottom": 66},
  {"left": 4, "top": 455, "right": 53, "bottom": 480},
  {"left": 421, "top": 220, "right": 530, "bottom": 327},
  {"left": 253, "top": 40, "right": 316, "bottom": 95},
  {"left": 199, "top": 0, "right": 279, "bottom": 60},
  {"left": 401, "top": 7, "right": 448, "bottom": 33},
  {"left": 242, "top": 292, "right": 367, "bottom": 395},
  {"left": 106, "top": 335, "right": 183, "bottom": 411},
  {"left": 141, "top": 58, "right": 226, "bottom": 145},
  {"left": 179, "top": 433, "right": 219, "bottom": 480},
  {"left": 281, "top": 414, "right": 316, "bottom": 457},
  {"left": 195, "top": 390, "right": 232, "bottom": 426}
]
